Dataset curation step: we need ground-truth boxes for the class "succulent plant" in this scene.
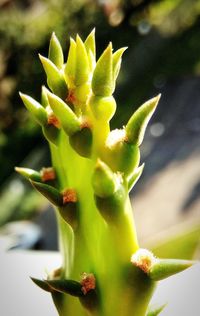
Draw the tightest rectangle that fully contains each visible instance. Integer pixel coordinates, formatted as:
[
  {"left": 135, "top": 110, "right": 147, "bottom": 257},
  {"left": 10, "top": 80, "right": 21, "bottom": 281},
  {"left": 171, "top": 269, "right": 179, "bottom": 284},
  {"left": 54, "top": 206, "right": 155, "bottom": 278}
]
[{"left": 16, "top": 30, "right": 194, "bottom": 316}]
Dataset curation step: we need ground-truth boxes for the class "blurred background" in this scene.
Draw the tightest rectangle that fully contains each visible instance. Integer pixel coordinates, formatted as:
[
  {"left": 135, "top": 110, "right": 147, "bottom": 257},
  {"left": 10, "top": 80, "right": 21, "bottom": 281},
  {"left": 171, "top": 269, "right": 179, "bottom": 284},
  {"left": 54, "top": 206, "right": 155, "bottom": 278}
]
[{"left": 0, "top": 0, "right": 200, "bottom": 254}]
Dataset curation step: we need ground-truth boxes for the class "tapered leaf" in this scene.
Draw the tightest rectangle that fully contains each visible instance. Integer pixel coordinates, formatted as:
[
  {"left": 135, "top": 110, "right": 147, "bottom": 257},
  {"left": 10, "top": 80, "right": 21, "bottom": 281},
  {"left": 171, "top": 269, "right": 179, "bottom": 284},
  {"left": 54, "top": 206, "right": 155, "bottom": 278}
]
[
  {"left": 47, "top": 91, "right": 80, "bottom": 136},
  {"left": 84, "top": 28, "right": 96, "bottom": 60},
  {"left": 147, "top": 303, "right": 167, "bottom": 316},
  {"left": 149, "top": 258, "right": 194, "bottom": 281},
  {"left": 31, "top": 277, "right": 52, "bottom": 292},
  {"left": 112, "top": 47, "right": 127, "bottom": 81},
  {"left": 128, "top": 163, "right": 144, "bottom": 192},
  {"left": 75, "top": 35, "right": 90, "bottom": 86},
  {"left": 126, "top": 95, "right": 160, "bottom": 146},
  {"left": 39, "top": 54, "right": 67, "bottom": 99},
  {"left": 64, "top": 37, "right": 76, "bottom": 87},
  {"left": 48, "top": 32, "right": 64, "bottom": 69},
  {"left": 31, "top": 180, "right": 63, "bottom": 206},
  {"left": 46, "top": 279, "right": 83, "bottom": 297},
  {"left": 19, "top": 93, "right": 47, "bottom": 126},
  {"left": 15, "top": 167, "right": 41, "bottom": 182},
  {"left": 92, "top": 43, "right": 114, "bottom": 96}
]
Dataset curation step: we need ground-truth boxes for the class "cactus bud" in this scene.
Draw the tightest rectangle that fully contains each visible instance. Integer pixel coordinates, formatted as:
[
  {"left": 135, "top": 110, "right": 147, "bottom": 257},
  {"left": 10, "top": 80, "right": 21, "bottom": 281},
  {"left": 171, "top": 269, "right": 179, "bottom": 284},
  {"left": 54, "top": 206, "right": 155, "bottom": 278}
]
[
  {"left": 15, "top": 167, "right": 41, "bottom": 182},
  {"left": 92, "top": 159, "right": 119, "bottom": 198},
  {"left": 48, "top": 32, "right": 64, "bottom": 69},
  {"left": 31, "top": 180, "right": 63, "bottom": 206},
  {"left": 59, "top": 189, "right": 78, "bottom": 228},
  {"left": 19, "top": 93, "right": 47, "bottom": 126},
  {"left": 47, "top": 91, "right": 81, "bottom": 136},
  {"left": 39, "top": 54, "right": 67, "bottom": 99},
  {"left": 125, "top": 95, "right": 161, "bottom": 146},
  {"left": 149, "top": 258, "right": 194, "bottom": 281},
  {"left": 131, "top": 249, "right": 158, "bottom": 274},
  {"left": 92, "top": 43, "right": 114, "bottom": 96}
]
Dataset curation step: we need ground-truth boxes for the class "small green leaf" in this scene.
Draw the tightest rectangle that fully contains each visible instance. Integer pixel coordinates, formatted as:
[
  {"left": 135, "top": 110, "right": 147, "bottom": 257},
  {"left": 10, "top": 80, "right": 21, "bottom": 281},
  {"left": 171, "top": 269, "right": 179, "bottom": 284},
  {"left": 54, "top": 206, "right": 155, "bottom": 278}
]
[
  {"left": 39, "top": 54, "right": 67, "bottom": 99},
  {"left": 126, "top": 95, "right": 160, "bottom": 146},
  {"left": 146, "top": 303, "right": 167, "bottom": 316},
  {"left": 84, "top": 28, "right": 96, "bottom": 60},
  {"left": 84, "top": 29, "right": 96, "bottom": 71},
  {"left": 64, "top": 37, "right": 76, "bottom": 87},
  {"left": 47, "top": 91, "right": 80, "bottom": 136},
  {"left": 92, "top": 159, "right": 118, "bottom": 198},
  {"left": 41, "top": 86, "right": 49, "bottom": 107},
  {"left": 15, "top": 167, "right": 41, "bottom": 182},
  {"left": 48, "top": 32, "right": 64, "bottom": 69},
  {"left": 149, "top": 258, "right": 194, "bottom": 281},
  {"left": 75, "top": 34, "right": 90, "bottom": 86},
  {"left": 31, "top": 180, "right": 63, "bottom": 206},
  {"left": 128, "top": 163, "right": 144, "bottom": 192},
  {"left": 92, "top": 43, "right": 114, "bottom": 96},
  {"left": 112, "top": 47, "right": 127, "bottom": 81},
  {"left": 46, "top": 279, "right": 83, "bottom": 297},
  {"left": 31, "top": 277, "right": 52, "bottom": 292},
  {"left": 19, "top": 92, "right": 47, "bottom": 126}
]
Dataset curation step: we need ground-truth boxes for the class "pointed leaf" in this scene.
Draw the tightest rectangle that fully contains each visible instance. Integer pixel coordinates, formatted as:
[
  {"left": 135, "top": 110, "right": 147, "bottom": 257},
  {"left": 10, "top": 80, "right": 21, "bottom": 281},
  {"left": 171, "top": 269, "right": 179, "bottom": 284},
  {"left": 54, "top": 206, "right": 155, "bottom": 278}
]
[
  {"left": 31, "top": 277, "right": 52, "bottom": 292},
  {"left": 128, "top": 163, "right": 144, "bottom": 192},
  {"left": 19, "top": 93, "right": 47, "bottom": 126},
  {"left": 64, "top": 38, "right": 77, "bottom": 87},
  {"left": 41, "top": 86, "right": 49, "bottom": 107},
  {"left": 47, "top": 91, "right": 80, "bottom": 136},
  {"left": 39, "top": 54, "right": 67, "bottom": 99},
  {"left": 31, "top": 180, "right": 63, "bottom": 206},
  {"left": 147, "top": 303, "right": 167, "bottom": 316},
  {"left": 48, "top": 32, "right": 64, "bottom": 69},
  {"left": 126, "top": 95, "right": 160, "bottom": 146},
  {"left": 75, "top": 34, "right": 90, "bottom": 86},
  {"left": 112, "top": 47, "right": 127, "bottom": 81},
  {"left": 149, "top": 258, "right": 194, "bottom": 281},
  {"left": 46, "top": 279, "right": 83, "bottom": 297},
  {"left": 15, "top": 167, "right": 41, "bottom": 182},
  {"left": 92, "top": 43, "right": 114, "bottom": 96},
  {"left": 84, "top": 28, "right": 96, "bottom": 60}
]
